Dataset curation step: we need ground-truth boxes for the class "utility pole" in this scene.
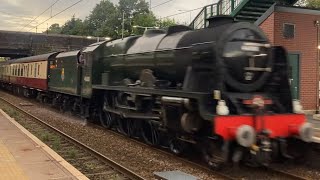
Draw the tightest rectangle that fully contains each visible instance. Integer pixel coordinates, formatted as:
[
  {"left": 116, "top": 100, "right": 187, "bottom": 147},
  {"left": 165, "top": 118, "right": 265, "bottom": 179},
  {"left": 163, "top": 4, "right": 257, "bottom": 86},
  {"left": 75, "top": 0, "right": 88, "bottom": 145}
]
[
  {"left": 122, "top": 12, "right": 125, "bottom": 39},
  {"left": 149, "top": 0, "right": 151, "bottom": 10}
]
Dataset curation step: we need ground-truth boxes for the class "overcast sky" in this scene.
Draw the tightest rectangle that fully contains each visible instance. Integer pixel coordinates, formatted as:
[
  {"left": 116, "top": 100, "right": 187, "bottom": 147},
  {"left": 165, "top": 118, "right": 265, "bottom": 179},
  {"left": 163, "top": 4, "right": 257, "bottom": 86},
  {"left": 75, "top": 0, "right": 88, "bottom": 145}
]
[{"left": 0, "top": 0, "right": 215, "bottom": 33}]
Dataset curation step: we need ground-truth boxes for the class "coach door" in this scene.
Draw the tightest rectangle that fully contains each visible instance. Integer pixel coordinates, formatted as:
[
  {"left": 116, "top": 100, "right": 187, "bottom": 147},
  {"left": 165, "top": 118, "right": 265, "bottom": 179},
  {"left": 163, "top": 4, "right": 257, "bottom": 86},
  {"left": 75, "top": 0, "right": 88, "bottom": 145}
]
[{"left": 288, "top": 53, "right": 300, "bottom": 100}]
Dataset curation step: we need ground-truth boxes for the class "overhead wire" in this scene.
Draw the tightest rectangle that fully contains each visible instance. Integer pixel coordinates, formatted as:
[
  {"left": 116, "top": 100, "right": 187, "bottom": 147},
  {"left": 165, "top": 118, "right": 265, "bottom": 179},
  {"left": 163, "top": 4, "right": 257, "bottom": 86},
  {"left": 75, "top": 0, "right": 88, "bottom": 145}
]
[
  {"left": 28, "top": 0, "right": 85, "bottom": 32},
  {"left": 160, "top": 6, "right": 204, "bottom": 19},
  {"left": 20, "top": 0, "right": 61, "bottom": 31},
  {"left": 151, "top": 0, "right": 174, "bottom": 9}
]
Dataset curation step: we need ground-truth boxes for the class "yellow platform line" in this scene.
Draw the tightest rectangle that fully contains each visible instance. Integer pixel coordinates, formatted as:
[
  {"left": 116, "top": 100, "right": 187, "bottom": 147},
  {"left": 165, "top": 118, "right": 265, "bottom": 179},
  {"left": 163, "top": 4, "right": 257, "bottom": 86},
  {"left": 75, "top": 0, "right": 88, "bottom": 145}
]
[{"left": 0, "top": 140, "right": 28, "bottom": 180}]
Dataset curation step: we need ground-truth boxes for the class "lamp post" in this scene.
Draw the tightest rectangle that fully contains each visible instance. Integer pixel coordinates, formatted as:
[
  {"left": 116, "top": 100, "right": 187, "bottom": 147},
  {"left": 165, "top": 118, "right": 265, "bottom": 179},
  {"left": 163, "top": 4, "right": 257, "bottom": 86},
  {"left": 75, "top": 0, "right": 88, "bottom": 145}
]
[
  {"left": 122, "top": 12, "right": 125, "bottom": 39},
  {"left": 178, "top": 9, "right": 192, "bottom": 24},
  {"left": 149, "top": 0, "right": 152, "bottom": 11}
]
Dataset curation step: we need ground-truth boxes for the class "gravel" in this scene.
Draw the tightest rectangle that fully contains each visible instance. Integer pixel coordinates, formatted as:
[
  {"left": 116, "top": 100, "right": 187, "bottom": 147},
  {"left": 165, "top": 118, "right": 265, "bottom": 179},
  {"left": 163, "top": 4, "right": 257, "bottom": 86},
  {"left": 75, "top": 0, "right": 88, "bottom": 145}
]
[
  {"left": 1, "top": 90, "right": 320, "bottom": 179},
  {"left": 0, "top": 91, "right": 220, "bottom": 179}
]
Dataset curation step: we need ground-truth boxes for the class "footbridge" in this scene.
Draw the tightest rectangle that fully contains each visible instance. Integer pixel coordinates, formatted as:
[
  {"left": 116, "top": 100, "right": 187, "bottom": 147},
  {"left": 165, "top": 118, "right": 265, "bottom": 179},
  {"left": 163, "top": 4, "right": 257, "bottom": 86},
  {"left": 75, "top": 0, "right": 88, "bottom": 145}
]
[
  {"left": 0, "top": 31, "right": 100, "bottom": 58},
  {"left": 190, "top": 0, "right": 298, "bottom": 29}
]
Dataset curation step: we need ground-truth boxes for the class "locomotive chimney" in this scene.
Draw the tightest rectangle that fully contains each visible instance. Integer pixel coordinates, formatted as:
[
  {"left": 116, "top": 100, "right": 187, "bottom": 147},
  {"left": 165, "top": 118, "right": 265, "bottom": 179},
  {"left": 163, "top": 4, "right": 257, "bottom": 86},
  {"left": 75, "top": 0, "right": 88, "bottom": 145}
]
[{"left": 207, "top": 15, "right": 235, "bottom": 28}]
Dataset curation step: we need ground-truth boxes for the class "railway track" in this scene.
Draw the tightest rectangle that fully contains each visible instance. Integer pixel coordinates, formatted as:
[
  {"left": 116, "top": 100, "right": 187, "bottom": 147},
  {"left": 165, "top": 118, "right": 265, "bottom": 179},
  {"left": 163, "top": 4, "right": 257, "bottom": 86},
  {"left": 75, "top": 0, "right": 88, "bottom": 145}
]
[
  {"left": 0, "top": 97, "right": 144, "bottom": 180},
  {"left": 267, "top": 167, "right": 309, "bottom": 180},
  {"left": 0, "top": 95, "right": 311, "bottom": 180},
  {"left": 89, "top": 123, "right": 309, "bottom": 180}
]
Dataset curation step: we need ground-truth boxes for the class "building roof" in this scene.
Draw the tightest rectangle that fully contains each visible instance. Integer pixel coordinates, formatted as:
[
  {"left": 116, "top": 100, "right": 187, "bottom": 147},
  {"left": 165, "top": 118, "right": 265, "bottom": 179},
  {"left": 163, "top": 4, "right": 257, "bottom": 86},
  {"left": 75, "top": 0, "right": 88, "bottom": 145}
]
[{"left": 255, "top": 4, "right": 320, "bottom": 25}]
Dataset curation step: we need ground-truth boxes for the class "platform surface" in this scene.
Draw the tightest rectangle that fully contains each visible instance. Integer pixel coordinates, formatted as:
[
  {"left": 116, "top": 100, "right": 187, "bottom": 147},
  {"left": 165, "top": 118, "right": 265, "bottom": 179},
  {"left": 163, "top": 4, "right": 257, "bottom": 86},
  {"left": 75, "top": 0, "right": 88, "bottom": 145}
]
[{"left": 0, "top": 109, "right": 88, "bottom": 180}]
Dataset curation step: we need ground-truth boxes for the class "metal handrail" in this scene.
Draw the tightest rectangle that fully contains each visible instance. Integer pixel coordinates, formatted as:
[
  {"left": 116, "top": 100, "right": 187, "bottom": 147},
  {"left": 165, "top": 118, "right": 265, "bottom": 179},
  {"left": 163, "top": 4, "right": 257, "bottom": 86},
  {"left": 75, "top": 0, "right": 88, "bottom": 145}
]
[{"left": 190, "top": 0, "right": 246, "bottom": 29}]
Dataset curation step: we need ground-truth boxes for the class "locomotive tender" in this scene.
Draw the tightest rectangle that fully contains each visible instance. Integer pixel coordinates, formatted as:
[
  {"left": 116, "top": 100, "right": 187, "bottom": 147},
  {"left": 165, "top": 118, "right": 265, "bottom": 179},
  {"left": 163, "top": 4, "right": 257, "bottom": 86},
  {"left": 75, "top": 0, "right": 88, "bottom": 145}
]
[{"left": 0, "top": 16, "right": 314, "bottom": 168}]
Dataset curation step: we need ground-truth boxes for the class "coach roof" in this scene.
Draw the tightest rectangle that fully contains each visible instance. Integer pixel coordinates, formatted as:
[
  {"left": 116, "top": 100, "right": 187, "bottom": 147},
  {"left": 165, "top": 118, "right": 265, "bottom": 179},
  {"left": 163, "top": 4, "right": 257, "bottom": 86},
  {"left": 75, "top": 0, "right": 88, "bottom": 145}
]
[{"left": 9, "top": 52, "right": 59, "bottom": 64}]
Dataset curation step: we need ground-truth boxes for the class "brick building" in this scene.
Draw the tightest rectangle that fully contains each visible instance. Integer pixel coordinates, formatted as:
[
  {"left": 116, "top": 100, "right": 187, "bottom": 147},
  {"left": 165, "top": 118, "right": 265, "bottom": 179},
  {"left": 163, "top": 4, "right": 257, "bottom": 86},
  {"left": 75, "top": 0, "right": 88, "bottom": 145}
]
[{"left": 256, "top": 5, "right": 320, "bottom": 113}]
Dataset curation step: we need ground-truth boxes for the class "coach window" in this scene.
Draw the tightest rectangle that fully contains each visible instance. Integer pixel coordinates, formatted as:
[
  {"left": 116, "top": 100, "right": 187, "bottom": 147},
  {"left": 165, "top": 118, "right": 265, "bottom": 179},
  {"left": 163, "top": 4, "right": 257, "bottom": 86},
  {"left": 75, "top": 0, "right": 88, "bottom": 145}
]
[
  {"left": 35, "top": 63, "right": 37, "bottom": 78},
  {"left": 38, "top": 64, "right": 40, "bottom": 76}
]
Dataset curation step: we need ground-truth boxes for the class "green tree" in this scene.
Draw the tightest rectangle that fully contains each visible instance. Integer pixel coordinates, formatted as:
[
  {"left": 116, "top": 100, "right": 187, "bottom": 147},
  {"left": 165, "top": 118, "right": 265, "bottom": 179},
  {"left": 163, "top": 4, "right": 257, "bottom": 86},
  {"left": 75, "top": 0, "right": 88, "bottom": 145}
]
[
  {"left": 60, "top": 16, "right": 85, "bottom": 35},
  {"left": 117, "top": 0, "right": 151, "bottom": 37},
  {"left": 85, "top": 0, "right": 119, "bottom": 38},
  {"left": 118, "top": 0, "right": 150, "bottom": 16},
  {"left": 132, "top": 12, "right": 157, "bottom": 35},
  {"left": 157, "top": 18, "right": 177, "bottom": 28},
  {"left": 53, "top": 0, "right": 176, "bottom": 38},
  {"left": 305, "top": 0, "right": 320, "bottom": 8},
  {"left": 46, "top": 23, "right": 62, "bottom": 34},
  {"left": 296, "top": 0, "right": 320, "bottom": 8}
]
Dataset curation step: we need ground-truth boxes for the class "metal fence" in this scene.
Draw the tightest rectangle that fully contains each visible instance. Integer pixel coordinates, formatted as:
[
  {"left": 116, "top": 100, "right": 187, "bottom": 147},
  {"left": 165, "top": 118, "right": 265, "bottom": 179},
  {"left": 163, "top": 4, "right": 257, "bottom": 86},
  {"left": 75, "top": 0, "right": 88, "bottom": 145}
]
[{"left": 190, "top": 0, "right": 246, "bottom": 29}]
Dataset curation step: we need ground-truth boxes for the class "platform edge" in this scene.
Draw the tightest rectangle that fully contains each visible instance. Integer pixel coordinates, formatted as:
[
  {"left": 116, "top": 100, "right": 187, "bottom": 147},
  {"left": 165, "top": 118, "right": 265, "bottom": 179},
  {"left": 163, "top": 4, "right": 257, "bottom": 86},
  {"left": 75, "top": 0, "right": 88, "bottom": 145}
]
[{"left": 0, "top": 109, "right": 89, "bottom": 180}]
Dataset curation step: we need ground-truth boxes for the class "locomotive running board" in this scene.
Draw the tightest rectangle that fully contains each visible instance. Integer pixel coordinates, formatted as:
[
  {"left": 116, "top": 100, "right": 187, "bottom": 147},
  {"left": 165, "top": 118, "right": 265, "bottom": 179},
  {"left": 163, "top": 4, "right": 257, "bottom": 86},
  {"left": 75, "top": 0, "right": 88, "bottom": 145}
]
[
  {"left": 93, "top": 85, "right": 209, "bottom": 98},
  {"left": 103, "top": 106, "right": 161, "bottom": 120},
  {"left": 95, "top": 85, "right": 214, "bottom": 121}
]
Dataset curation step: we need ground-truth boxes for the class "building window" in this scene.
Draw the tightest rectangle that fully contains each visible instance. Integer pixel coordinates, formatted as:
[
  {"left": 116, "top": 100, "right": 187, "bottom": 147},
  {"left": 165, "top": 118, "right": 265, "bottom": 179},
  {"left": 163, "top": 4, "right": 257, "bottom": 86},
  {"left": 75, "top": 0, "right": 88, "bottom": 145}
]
[{"left": 283, "top": 23, "right": 295, "bottom": 39}]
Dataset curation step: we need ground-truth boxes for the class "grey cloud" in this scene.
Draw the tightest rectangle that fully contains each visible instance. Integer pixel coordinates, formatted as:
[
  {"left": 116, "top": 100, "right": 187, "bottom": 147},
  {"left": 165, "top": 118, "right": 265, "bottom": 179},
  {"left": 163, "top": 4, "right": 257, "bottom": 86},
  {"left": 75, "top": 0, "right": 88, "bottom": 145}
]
[{"left": 0, "top": 0, "right": 214, "bottom": 32}]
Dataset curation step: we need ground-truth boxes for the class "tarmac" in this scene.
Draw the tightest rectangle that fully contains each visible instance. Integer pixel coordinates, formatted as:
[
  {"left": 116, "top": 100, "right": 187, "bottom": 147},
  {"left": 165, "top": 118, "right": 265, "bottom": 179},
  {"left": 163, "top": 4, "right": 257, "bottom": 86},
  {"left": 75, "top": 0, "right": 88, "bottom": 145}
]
[{"left": 0, "top": 109, "right": 88, "bottom": 180}]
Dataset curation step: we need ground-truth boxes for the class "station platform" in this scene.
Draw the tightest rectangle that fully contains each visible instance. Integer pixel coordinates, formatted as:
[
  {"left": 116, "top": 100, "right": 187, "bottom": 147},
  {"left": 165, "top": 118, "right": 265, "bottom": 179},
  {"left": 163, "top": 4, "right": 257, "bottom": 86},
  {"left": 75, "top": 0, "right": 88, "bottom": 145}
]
[{"left": 0, "top": 109, "right": 88, "bottom": 180}]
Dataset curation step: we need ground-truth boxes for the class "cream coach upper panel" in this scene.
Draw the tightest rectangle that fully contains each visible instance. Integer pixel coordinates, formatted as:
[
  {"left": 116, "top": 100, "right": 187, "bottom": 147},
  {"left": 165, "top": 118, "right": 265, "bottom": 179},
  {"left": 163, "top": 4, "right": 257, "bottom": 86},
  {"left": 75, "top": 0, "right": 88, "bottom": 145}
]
[{"left": 9, "top": 61, "right": 48, "bottom": 80}]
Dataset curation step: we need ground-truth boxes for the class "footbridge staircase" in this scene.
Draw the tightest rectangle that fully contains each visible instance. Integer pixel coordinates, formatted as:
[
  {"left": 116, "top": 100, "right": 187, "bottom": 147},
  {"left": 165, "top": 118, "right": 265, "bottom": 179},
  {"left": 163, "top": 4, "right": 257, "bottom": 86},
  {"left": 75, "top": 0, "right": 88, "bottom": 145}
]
[{"left": 190, "top": 0, "right": 298, "bottom": 29}]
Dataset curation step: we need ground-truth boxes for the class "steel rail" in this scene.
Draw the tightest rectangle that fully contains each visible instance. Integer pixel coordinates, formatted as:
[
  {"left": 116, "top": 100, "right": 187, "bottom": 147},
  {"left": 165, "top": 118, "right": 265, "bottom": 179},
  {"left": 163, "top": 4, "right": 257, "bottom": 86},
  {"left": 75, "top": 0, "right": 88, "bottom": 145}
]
[
  {"left": 99, "top": 128, "right": 237, "bottom": 180},
  {"left": 0, "top": 94, "right": 310, "bottom": 180},
  {"left": 0, "top": 97, "right": 145, "bottom": 180},
  {"left": 267, "top": 167, "right": 309, "bottom": 180},
  {"left": 94, "top": 124, "right": 310, "bottom": 180}
]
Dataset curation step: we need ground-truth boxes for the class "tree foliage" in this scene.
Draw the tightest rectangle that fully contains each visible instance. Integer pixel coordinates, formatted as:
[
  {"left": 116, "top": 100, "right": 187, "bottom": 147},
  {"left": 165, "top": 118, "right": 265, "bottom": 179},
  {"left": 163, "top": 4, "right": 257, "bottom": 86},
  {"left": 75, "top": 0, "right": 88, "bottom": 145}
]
[
  {"left": 86, "top": 0, "right": 119, "bottom": 37},
  {"left": 296, "top": 0, "right": 320, "bottom": 8},
  {"left": 47, "top": 23, "right": 61, "bottom": 34},
  {"left": 158, "top": 18, "right": 177, "bottom": 28},
  {"left": 60, "top": 16, "right": 86, "bottom": 35},
  {"left": 46, "top": 0, "right": 178, "bottom": 38}
]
